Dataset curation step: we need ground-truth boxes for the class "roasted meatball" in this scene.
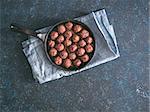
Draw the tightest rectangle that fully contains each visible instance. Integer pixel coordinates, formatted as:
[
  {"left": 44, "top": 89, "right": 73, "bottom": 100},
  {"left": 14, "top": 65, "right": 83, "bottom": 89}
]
[
  {"left": 85, "top": 36, "right": 93, "bottom": 44},
  {"left": 55, "top": 56, "right": 62, "bottom": 65},
  {"left": 60, "top": 50, "right": 68, "bottom": 59},
  {"left": 64, "top": 39, "right": 72, "bottom": 47},
  {"left": 73, "top": 25, "right": 82, "bottom": 33},
  {"left": 73, "top": 59, "right": 82, "bottom": 67},
  {"left": 85, "top": 44, "right": 93, "bottom": 53},
  {"left": 56, "top": 44, "right": 64, "bottom": 51},
  {"left": 80, "top": 30, "right": 89, "bottom": 38},
  {"left": 69, "top": 53, "right": 76, "bottom": 60},
  {"left": 64, "top": 31, "right": 73, "bottom": 39},
  {"left": 57, "top": 35, "right": 65, "bottom": 43},
  {"left": 50, "top": 31, "right": 58, "bottom": 40},
  {"left": 58, "top": 25, "right": 66, "bottom": 34},
  {"left": 65, "top": 22, "right": 73, "bottom": 30},
  {"left": 79, "top": 40, "right": 86, "bottom": 47},
  {"left": 81, "top": 54, "right": 89, "bottom": 62},
  {"left": 48, "top": 40, "right": 55, "bottom": 48},
  {"left": 76, "top": 48, "right": 85, "bottom": 56},
  {"left": 72, "top": 34, "right": 80, "bottom": 43},
  {"left": 49, "top": 48, "right": 57, "bottom": 57},
  {"left": 69, "top": 44, "right": 78, "bottom": 52},
  {"left": 63, "top": 59, "right": 72, "bottom": 68}
]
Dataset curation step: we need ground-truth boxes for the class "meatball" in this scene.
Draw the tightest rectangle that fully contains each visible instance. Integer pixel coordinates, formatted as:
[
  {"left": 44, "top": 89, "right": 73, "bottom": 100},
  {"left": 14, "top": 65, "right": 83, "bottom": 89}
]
[
  {"left": 56, "top": 44, "right": 64, "bottom": 51},
  {"left": 73, "top": 59, "right": 82, "bottom": 67},
  {"left": 63, "top": 59, "right": 72, "bottom": 68},
  {"left": 60, "top": 50, "right": 68, "bottom": 59},
  {"left": 49, "top": 48, "right": 57, "bottom": 57},
  {"left": 69, "top": 53, "right": 76, "bottom": 60},
  {"left": 69, "top": 44, "right": 78, "bottom": 52},
  {"left": 85, "top": 44, "right": 93, "bottom": 53},
  {"left": 48, "top": 40, "right": 55, "bottom": 48},
  {"left": 65, "top": 22, "right": 73, "bottom": 30},
  {"left": 55, "top": 56, "right": 62, "bottom": 65},
  {"left": 50, "top": 31, "right": 58, "bottom": 40},
  {"left": 81, "top": 54, "right": 89, "bottom": 62},
  {"left": 57, "top": 35, "right": 65, "bottom": 43},
  {"left": 64, "top": 31, "right": 73, "bottom": 39},
  {"left": 85, "top": 36, "right": 93, "bottom": 44},
  {"left": 72, "top": 34, "right": 80, "bottom": 43},
  {"left": 73, "top": 25, "right": 82, "bottom": 33},
  {"left": 76, "top": 48, "right": 85, "bottom": 56},
  {"left": 80, "top": 30, "right": 89, "bottom": 38},
  {"left": 58, "top": 25, "right": 66, "bottom": 34},
  {"left": 64, "top": 39, "right": 72, "bottom": 46},
  {"left": 79, "top": 40, "right": 86, "bottom": 47}
]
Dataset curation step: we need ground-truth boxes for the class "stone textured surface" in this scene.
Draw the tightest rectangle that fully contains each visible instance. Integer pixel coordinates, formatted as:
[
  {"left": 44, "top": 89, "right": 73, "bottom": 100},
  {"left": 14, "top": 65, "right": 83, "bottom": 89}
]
[{"left": 0, "top": 0, "right": 149, "bottom": 112}]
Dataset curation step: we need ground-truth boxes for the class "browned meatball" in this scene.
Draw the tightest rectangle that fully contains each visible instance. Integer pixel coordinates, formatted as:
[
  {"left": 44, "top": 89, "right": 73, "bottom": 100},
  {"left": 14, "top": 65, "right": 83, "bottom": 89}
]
[
  {"left": 65, "top": 22, "right": 73, "bottom": 30},
  {"left": 76, "top": 48, "right": 85, "bottom": 56},
  {"left": 50, "top": 31, "right": 58, "bottom": 40},
  {"left": 72, "top": 34, "right": 80, "bottom": 43},
  {"left": 85, "top": 44, "right": 93, "bottom": 53},
  {"left": 80, "top": 30, "right": 89, "bottom": 38},
  {"left": 79, "top": 40, "right": 86, "bottom": 47},
  {"left": 58, "top": 25, "right": 66, "bottom": 34},
  {"left": 48, "top": 40, "right": 55, "bottom": 48},
  {"left": 55, "top": 56, "right": 62, "bottom": 65},
  {"left": 73, "top": 25, "right": 82, "bottom": 33},
  {"left": 60, "top": 50, "right": 68, "bottom": 59},
  {"left": 69, "top": 44, "right": 78, "bottom": 52},
  {"left": 85, "top": 36, "right": 93, "bottom": 44},
  {"left": 57, "top": 35, "right": 65, "bottom": 43},
  {"left": 73, "top": 59, "right": 82, "bottom": 67},
  {"left": 69, "top": 53, "right": 76, "bottom": 60},
  {"left": 64, "top": 39, "right": 72, "bottom": 47},
  {"left": 81, "top": 54, "right": 89, "bottom": 62},
  {"left": 56, "top": 44, "right": 64, "bottom": 51},
  {"left": 49, "top": 48, "right": 57, "bottom": 57},
  {"left": 63, "top": 59, "right": 72, "bottom": 68},
  {"left": 64, "top": 31, "right": 73, "bottom": 39}
]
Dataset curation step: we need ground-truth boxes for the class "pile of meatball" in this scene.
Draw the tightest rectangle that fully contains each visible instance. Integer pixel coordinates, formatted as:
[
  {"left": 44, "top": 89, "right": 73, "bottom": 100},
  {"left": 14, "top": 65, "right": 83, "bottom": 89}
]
[{"left": 48, "top": 21, "right": 94, "bottom": 69}]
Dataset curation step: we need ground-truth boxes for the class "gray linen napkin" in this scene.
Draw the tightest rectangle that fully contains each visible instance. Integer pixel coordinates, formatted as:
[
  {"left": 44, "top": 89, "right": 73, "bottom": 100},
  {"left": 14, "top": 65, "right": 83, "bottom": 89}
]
[{"left": 22, "top": 9, "right": 120, "bottom": 84}]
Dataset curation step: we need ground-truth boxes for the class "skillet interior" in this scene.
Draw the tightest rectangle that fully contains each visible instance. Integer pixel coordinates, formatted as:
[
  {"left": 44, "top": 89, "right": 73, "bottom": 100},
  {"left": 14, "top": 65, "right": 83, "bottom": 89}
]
[{"left": 45, "top": 20, "right": 95, "bottom": 71}]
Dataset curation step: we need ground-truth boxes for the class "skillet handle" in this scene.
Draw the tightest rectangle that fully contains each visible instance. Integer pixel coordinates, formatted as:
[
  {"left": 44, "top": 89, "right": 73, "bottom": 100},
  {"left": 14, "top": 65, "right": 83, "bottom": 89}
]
[
  {"left": 10, "top": 23, "right": 46, "bottom": 41},
  {"left": 10, "top": 23, "right": 38, "bottom": 37}
]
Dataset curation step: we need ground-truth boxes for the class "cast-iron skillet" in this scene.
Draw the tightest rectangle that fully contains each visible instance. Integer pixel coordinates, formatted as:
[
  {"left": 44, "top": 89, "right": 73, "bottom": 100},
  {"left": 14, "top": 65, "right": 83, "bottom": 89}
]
[{"left": 10, "top": 20, "right": 95, "bottom": 71}]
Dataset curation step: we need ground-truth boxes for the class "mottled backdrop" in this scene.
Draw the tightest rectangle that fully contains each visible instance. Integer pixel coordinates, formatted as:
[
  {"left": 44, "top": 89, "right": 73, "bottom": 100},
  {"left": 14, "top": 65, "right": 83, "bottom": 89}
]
[{"left": 0, "top": 0, "right": 149, "bottom": 112}]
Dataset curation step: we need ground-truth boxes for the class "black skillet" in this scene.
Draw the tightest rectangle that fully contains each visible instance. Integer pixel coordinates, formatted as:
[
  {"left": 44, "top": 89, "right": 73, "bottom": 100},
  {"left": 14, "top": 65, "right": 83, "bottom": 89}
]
[{"left": 10, "top": 20, "right": 95, "bottom": 71}]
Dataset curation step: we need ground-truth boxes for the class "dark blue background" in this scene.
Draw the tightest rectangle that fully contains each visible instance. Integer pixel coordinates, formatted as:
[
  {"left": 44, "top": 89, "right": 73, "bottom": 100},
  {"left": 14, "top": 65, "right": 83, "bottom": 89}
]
[{"left": 1, "top": 0, "right": 149, "bottom": 112}]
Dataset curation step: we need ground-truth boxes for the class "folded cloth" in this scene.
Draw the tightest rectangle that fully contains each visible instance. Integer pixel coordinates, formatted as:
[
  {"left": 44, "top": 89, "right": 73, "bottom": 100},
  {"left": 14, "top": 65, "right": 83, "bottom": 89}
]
[{"left": 22, "top": 9, "right": 120, "bottom": 84}]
